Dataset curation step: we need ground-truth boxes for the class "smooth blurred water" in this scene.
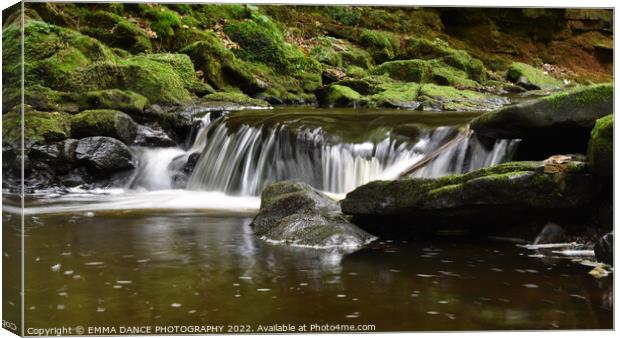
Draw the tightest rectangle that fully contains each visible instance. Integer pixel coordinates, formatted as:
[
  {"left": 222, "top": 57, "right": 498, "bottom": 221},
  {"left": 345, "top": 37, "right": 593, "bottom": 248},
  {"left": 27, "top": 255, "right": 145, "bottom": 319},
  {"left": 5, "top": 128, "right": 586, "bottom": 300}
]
[{"left": 3, "top": 207, "right": 612, "bottom": 331}]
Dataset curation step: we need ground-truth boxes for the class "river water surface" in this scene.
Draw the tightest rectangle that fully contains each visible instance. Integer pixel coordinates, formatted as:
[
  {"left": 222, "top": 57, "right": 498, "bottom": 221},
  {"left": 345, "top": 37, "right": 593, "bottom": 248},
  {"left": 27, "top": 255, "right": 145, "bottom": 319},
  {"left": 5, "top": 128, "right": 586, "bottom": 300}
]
[{"left": 2, "top": 108, "right": 613, "bottom": 332}]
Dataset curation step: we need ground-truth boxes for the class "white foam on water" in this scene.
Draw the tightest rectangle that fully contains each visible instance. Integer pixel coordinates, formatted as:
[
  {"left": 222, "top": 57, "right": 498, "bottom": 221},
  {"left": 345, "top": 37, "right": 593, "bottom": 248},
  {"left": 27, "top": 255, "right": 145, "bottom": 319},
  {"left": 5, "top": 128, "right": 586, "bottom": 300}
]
[{"left": 17, "top": 190, "right": 260, "bottom": 215}]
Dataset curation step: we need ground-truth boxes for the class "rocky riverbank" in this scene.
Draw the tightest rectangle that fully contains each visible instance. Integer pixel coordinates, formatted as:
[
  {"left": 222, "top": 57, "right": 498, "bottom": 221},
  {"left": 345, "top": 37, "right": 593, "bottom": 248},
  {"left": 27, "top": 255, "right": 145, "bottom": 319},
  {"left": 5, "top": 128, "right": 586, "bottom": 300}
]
[{"left": 2, "top": 4, "right": 613, "bottom": 192}]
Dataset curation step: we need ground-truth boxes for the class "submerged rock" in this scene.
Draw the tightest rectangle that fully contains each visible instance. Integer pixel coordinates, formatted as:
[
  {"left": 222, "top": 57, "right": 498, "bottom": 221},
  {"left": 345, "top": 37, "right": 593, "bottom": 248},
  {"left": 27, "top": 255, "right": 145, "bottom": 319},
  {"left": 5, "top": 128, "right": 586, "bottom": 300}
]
[
  {"left": 251, "top": 181, "right": 376, "bottom": 249},
  {"left": 75, "top": 136, "right": 134, "bottom": 177},
  {"left": 594, "top": 232, "right": 613, "bottom": 265},
  {"left": 341, "top": 158, "right": 594, "bottom": 234}
]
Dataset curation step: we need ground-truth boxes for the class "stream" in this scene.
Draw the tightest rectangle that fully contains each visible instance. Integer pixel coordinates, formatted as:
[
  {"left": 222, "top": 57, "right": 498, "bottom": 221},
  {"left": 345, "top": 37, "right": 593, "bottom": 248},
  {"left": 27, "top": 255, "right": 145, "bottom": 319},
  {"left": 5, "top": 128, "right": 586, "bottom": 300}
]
[{"left": 2, "top": 107, "right": 612, "bottom": 331}]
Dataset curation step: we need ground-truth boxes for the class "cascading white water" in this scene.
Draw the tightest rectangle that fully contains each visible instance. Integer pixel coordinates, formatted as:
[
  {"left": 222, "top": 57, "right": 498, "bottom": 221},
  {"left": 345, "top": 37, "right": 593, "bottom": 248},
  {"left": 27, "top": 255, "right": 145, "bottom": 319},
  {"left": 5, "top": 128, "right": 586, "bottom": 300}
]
[
  {"left": 129, "top": 148, "right": 187, "bottom": 190},
  {"left": 185, "top": 119, "right": 517, "bottom": 196},
  {"left": 128, "top": 113, "right": 216, "bottom": 190},
  {"left": 412, "top": 136, "right": 519, "bottom": 178}
]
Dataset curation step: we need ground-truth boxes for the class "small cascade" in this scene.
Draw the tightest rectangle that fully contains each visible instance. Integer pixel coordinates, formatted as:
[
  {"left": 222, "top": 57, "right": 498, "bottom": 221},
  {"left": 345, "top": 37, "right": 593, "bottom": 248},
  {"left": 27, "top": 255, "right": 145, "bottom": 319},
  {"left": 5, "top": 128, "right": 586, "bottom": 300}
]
[
  {"left": 186, "top": 121, "right": 433, "bottom": 195},
  {"left": 185, "top": 118, "right": 513, "bottom": 196},
  {"left": 129, "top": 148, "right": 187, "bottom": 190},
  {"left": 411, "top": 134, "right": 519, "bottom": 178},
  {"left": 128, "top": 113, "right": 216, "bottom": 190},
  {"left": 126, "top": 109, "right": 518, "bottom": 196}
]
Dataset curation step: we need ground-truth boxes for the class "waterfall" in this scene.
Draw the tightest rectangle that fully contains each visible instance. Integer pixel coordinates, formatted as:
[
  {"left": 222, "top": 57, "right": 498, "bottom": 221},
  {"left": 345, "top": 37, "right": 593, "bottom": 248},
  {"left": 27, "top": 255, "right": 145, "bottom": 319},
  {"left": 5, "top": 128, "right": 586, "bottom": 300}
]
[
  {"left": 410, "top": 134, "right": 519, "bottom": 178},
  {"left": 127, "top": 113, "right": 216, "bottom": 191},
  {"left": 186, "top": 118, "right": 518, "bottom": 196},
  {"left": 123, "top": 109, "right": 518, "bottom": 196}
]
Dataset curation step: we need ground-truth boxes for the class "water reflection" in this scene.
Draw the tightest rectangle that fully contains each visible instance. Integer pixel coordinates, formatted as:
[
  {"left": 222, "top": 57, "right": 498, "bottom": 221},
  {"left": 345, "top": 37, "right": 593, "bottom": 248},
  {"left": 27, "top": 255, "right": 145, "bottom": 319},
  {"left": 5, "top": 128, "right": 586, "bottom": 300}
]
[{"left": 9, "top": 210, "right": 612, "bottom": 331}]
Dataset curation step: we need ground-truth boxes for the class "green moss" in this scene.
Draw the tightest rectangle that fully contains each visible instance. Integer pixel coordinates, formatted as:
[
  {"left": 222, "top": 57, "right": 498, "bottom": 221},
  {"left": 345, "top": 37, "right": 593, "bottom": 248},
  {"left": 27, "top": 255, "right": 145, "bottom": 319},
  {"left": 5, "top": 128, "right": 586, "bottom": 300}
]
[
  {"left": 2, "top": 108, "right": 72, "bottom": 144},
  {"left": 72, "top": 54, "right": 193, "bottom": 105},
  {"left": 359, "top": 29, "right": 399, "bottom": 63},
  {"left": 325, "top": 85, "right": 362, "bottom": 107},
  {"left": 143, "top": 5, "right": 182, "bottom": 38},
  {"left": 324, "top": 6, "right": 361, "bottom": 26},
  {"left": 345, "top": 65, "right": 368, "bottom": 78},
  {"left": 70, "top": 109, "right": 137, "bottom": 143},
  {"left": 367, "top": 82, "right": 421, "bottom": 108},
  {"left": 372, "top": 60, "right": 431, "bottom": 83},
  {"left": 506, "top": 62, "right": 563, "bottom": 89},
  {"left": 419, "top": 84, "right": 484, "bottom": 100},
  {"left": 79, "top": 11, "right": 152, "bottom": 53},
  {"left": 224, "top": 15, "right": 289, "bottom": 72},
  {"left": 427, "top": 59, "right": 480, "bottom": 87},
  {"left": 588, "top": 114, "right": 613, "bottom": 178},
  {"left": 202, "top": 92, "right": 269, "bottom": 107},
  {"left": 310, "top": 40, "right": 342, "bottom": 67},
  {"left": 574, "top": 83, "right": 613, "bottom": 106},
  {"left": 74, "top": 90, "right": 149, "bottom": 114}
]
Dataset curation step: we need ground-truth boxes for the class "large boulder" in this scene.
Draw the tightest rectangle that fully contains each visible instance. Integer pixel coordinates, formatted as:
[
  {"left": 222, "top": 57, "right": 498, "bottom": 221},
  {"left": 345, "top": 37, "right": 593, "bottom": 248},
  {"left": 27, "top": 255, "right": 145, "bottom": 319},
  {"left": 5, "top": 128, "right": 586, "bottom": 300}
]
[
  {"left": 341, "top": 157, "right": 595, "bottom": 234},
  {"left": 71, "top": 109, "right": 138, "bottom": 144},
  {"left": 471, "top": 84, "right": 613, "bottom": 159},
  {"left": 251, "top": 181, "right": 376, "bottom": 249},
  {"left": 588, "top": 114, "right": 613, "bottom": 178},
  {"left": 74, "top": 136, "right": 134, "bottom": 177}
]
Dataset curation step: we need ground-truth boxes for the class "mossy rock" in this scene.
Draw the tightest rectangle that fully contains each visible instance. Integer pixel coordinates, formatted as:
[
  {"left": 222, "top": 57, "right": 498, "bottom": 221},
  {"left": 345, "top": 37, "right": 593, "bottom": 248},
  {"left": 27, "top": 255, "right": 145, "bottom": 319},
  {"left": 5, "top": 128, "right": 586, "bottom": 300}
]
[
  {"left": 359, "top": 29, "right": 399, "bottom": 63},
  {"left": 79, "top": 11, "right": 153, "bottom": 54},
  {"left": 372, "top": 60, "right": 431, "bottom": 83},
  {"left": 2, "top": 108, "right": 72, "bottom": 144},
  {"left": 428, "top": 59, "right": 481, "bottom": 88},
  {"left": 418, "top": 84, "right": 502, "bottom": 111},
  {"left": 345, "top": 65, "right": 368, "bottom": 78},
  {"left": 224, "top": 15, "right": 290, "bottom": 72},
  {"left": 74, "top": 55, "right": 193, "bottom": 105},
  {"left": 472, "top": 83, "right": 614, "bottom": 138},
  {"left": 319, "top": 85, "right": 363, "bottom": 107},
  {"left": 398, "top": 37, "right": 489, "bottom": 83},
  {"left": 506, "top": 62, "right": 564, "bottom": 90},
  {"left": 341, "top": 159, "right": 595, "bottom": 231},
  {"left": 201, "top": 92, "right": 270, "bottom": 107},
  {"left": 367, "top": 82, "right": 421, "bottom": 108},
  {"left": 71, "top": 109, "right": 138, "bottom": 144},
  {"left": 252, "top": 181, "right": 375, "bottom": 249},
  {"left": 72, "top": 90, "right": 149, "bottom": 114},
  {"left": 4, "top": 19, "right": 116, "bottom": 91},
  {"left": 588, "top": 114, "right": 613, "bottom": 178},
  {"left": 180, "top": 39, "right": 263, "bottom": 95},
  {"left": 144, "top": 53, "right": 212, "bottom": 95}
]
